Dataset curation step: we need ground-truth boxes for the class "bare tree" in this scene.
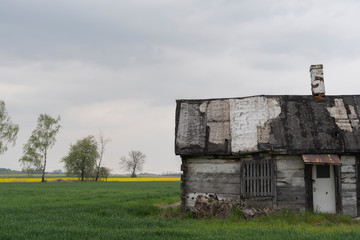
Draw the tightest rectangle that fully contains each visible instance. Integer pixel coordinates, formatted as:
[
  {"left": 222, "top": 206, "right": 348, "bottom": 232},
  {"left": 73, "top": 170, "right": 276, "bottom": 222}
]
[
  {"left": 120, "top": 150, "right": 146, "bottom": 177},
  {"left": 95, "top": 131, "right": 111, "bottom": 181}
]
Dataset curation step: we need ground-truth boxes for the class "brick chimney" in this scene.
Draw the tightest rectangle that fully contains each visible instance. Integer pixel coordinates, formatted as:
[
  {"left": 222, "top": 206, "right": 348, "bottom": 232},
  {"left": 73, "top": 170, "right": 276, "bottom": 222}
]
[{"left": 310, "top": 64, "right": 325, "bottom": 99}]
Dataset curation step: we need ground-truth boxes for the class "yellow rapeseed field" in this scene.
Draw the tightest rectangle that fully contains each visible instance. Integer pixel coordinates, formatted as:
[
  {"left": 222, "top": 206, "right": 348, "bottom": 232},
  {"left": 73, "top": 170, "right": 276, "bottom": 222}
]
[
  {"left": 106, "top": 177, "right": 180, "bottom": 182},
  {"left": 0, "top": 178, "right": 78, "bottom": 183},
  {"left": 0, "top": 177, "right": 180, "bottom": 183}
]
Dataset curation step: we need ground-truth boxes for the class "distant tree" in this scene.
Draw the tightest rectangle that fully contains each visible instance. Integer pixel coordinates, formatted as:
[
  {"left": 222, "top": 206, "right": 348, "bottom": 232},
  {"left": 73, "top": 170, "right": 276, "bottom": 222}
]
[
  {"left": 22, "top": 166, "right": 38, "bottom": 176},
  {"left": 51, "top": 169, "right": 63, "bottom": 174},
  {"left": 0, "top": 168, "right": 21, "bottom": 174},
  {"left": 120, "top": 150, "right": 146, "bottom": 177},
  {"left": 19, "top": 114, "right": 61, "bottom": 182},
  {"left": 0, "top": 100, "right": 19, "bottom": 155},
  {"left": 95, "top": 131, "right": 111, "bottom": 181},
  {"left": 62, "top": 136, "right": 99, "bottom": 181},
  {"left": 99, "top": 167, "right": 111, "bottom": 181}
]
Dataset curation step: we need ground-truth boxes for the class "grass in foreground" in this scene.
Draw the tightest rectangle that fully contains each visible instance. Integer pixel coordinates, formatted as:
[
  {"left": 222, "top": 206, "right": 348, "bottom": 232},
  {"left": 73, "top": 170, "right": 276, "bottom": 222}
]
[{"left": 1, "top": 182, "right": 360, "bottom": 240}]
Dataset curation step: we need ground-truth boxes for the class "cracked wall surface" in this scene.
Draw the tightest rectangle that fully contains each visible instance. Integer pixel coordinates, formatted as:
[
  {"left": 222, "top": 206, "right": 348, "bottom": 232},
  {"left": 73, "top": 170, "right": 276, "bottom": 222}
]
[
  {"left": 175, "top": 95, "right": 360, "bottom": 156},
  {"left": 230, "top": 96, "right": 281, "bottom": 153}
]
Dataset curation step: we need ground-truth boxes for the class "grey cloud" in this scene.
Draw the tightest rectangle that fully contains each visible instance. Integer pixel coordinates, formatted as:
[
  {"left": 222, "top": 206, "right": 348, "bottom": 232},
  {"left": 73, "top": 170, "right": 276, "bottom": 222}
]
[
  {"left": 0, "top": 1, "right": 196, "bottom": 64},
  {"left": 0, "top": 0, "right": 296, "bottom": 66},
  {"left": 2, "top": 0, "right": 360, "bottom": 173}
]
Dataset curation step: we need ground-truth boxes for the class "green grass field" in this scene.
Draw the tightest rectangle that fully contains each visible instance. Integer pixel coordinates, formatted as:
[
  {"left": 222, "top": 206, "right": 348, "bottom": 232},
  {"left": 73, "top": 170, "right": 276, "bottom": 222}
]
[{"left": 1, "top": 182, "right": 360, "bottom": 240}]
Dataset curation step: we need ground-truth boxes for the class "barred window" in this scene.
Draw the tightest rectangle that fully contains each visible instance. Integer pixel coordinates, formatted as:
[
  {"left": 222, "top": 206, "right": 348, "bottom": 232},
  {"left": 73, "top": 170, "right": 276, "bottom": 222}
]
[{"left": 240, "top": 159, "right": 275, "bottom": 197}]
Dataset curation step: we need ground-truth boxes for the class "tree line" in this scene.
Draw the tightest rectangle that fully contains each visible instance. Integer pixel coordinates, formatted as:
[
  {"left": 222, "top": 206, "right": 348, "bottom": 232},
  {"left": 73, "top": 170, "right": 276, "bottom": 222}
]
[{"left": 0, "top": 100, "right": 146, "bottom": 182}]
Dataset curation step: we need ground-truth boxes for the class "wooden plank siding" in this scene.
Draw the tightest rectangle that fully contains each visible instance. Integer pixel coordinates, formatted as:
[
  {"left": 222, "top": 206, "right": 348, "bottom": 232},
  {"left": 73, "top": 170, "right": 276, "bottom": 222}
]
[
  {"left": 181, "top": 158, "right": 241, "bottom": 211},
  {"left": 181, "top": 155, "right": 307, "bottom": 211},
  {"left": 275, "top": 156, "right": 306, "bottom": 211},
  {"left": 340, "top": 155, "right": 357, "bottom": 217},
  {"left": 357, "top": 155, "right": 360, "bottom": 217},
  {"left": 181, "top": 154, "right": 359, "bottom": 216}
]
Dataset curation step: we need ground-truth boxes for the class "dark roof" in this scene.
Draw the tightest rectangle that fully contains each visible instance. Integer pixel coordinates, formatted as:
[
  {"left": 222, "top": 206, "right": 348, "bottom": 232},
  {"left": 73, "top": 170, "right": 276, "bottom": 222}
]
[{"left": 175, "top": 95, "right": 360, "bottom": 156}]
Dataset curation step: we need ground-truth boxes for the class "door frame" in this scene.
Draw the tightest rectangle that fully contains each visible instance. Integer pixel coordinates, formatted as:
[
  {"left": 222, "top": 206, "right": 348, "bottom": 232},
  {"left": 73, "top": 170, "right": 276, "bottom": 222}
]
[{"left": 305, "top": 164, "right": 342, "bottom": 213}]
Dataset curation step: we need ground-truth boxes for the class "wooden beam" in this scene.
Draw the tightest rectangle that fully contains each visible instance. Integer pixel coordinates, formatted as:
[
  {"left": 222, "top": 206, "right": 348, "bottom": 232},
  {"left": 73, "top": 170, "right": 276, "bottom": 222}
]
[
  {"left": 304, "top": 164, "right": 313, "bottom": 211},
  {"left": 334, "top": 165, "right": 342, "bottom": 214}
]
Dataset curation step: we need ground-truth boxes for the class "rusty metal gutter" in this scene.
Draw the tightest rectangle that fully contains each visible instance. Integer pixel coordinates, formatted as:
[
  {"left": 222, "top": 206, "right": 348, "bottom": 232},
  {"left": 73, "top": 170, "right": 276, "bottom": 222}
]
[{"left": 302, "top": 154, "right": 341, "bottom": 165}]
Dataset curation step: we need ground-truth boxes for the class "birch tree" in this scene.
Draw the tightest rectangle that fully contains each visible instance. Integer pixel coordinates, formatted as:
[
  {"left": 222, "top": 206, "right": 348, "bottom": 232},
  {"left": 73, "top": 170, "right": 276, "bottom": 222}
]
[
  {"left": 95, "top": 131, "right": 111, "bottom": 181},
  {"left": 19, "top": 114, "right": 61, "bottom": 182},
  {"left": 0, "top": 100, "right": 19, "bottom": 155}
]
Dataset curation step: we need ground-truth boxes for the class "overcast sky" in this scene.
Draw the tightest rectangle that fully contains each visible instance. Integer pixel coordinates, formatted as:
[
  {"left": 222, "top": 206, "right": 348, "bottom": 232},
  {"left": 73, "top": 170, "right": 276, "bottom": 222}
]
[{"left": 1, "top": 0, "right": 360, "bottom": 174}]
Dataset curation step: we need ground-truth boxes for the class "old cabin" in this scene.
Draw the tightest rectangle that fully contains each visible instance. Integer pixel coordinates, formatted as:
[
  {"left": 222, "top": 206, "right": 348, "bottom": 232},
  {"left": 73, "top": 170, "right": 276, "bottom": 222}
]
[{"left": 175, "top": 65, "right": 360, "bottom": 217}]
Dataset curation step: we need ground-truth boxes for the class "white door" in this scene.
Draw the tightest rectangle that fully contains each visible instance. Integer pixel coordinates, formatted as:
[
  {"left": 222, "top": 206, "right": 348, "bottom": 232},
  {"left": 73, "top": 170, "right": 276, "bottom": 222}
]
[{"left": 312, "top": 164, "right": 336, "bottom": 213}]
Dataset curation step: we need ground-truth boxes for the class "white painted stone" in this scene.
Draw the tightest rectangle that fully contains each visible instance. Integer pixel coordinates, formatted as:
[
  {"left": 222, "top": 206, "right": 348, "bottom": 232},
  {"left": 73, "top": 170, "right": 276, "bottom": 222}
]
[
  {"left": 176, "top": 103, "right": 190, "bottom": 148},
  {"left": 176, "top": 102, "right": 205, "bottom": 148},
  {"left": 230, "top": 97, "right": 281, "bottom": 153},
  {"left": 310, "top": 66, "right": 325, "bottom": 95},
  {"left": 348, "top": 105, "right": 358, "bottom": 119},
  {"left": 206, "top": 100, "right": 230, "bottom": 122},
  {"left": 327, "top": 99, "right": 359, "bottom": 132},
  {"left": 349, "top": 105, "right": 360, "bottom": 130},
  {"left": 199, "top": 101, "right": 208, "bottom": 113},
  {"left": 185, "top": 192, "right": 240, "bottom": 209},
  {"left": 257, "top": 121, "right": 272, "bottom": 143},
  {"left": 206, "top": 100, "right": 230, "bottom": 145},
  {"left": 207, "top": 121, "right": 230, "bottom": 144}
]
